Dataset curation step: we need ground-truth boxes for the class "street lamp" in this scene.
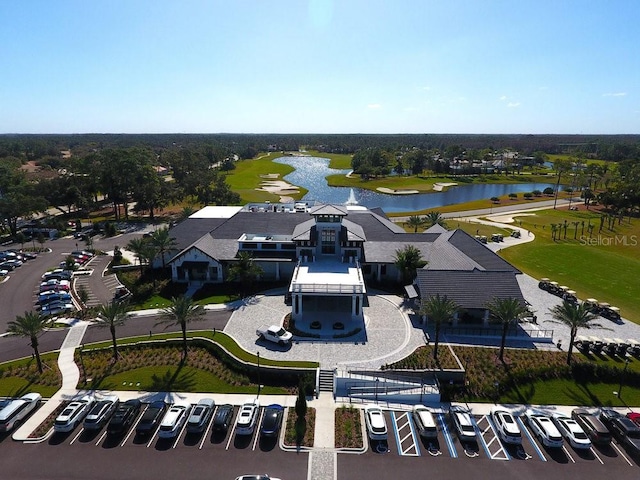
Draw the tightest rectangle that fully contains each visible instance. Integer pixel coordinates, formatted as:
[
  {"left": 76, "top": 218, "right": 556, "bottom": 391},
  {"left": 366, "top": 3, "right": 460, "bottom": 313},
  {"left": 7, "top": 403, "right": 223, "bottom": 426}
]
[
  {"left": 256, "top": 351, "right": 261, "bottom": 395},
  {"left": 617, "top": 358, "right": 630, "bottom": 399},
  {"left": 375, "top": 377, "right": 380, "bottom": 402}
]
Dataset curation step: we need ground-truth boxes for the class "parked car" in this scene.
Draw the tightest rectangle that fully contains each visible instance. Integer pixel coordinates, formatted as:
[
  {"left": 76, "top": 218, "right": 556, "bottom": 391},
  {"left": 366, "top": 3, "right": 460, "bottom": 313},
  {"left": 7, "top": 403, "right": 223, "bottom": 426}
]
[
  {"left": 571, "top": 408, "right": 612, "bottom": 445},
  {"left": 107, "top": 399, "right": 142, "bottom": 436},
  {"left": 186, "top": 398, "right": 215, "bottom": 434},
  {"left": 40, "top": 301, "right": 75, "bottom": 316},
  {"left": 136, "top": 400, "right": 167, "bottom": 437},
  {"left": 256, "top": 325, "right": 293, "bottom": 345},
  {"left": 157, "top": 401, "right": 191, "bottom": 439},
  {"left": 234, "top": 476, "right": 281, "bottom": 480},
  {"left": 524, "top": 409, "right": 563, "bottom": 448},
  {"left": 602, "top": 412, "right": 640, "bottom": 460},
  {"left": 54, "top": 395, "right": 95, "bottom": 433},
  {"left": 364, "top": 405, "right": 388, "bottom": 441},
  {"left": 83, "top": 394, "right": 119, "bottom": 430},
  {"left": 551, "top": 413, "right": 592, "bottom": 449},
  {"left": 627, "top": 412, "right": 640, "bottom": 427},
  {"left": 491, "top": 408, "right": 522, "bottom": 445},
  {"left": 0, "top": 392, "right": 42, "bottom": 433},
  {"left": 260, "top": 404, "right": 284, "bottom": 438},
  {"left": 449, "top": 405, "right": 476, "bottom": 442},
  {"left": 236, "top": 399, "right": 260, "bottom": 436},
  {"left": 0, "top": 269, "right": 8, "bottom": 277},
  {"left": 212, "top": 404, "right": 234, "bottom": 434},
  {"left": 0, "top": 261, "right": 16, "bottom": 271},
  {"left": 38, "top": 291, "right": 72, "bottom": 305},
  {"left": 412, "top": 405, "right": 438, "bottom": 440}
]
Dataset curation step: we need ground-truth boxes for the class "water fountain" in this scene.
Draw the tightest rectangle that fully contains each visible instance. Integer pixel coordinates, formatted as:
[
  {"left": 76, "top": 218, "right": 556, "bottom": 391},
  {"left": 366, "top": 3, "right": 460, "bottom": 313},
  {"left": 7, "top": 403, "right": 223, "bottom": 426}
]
[{"left": 345, "top": 188, "right": 358, "bottom": 205}]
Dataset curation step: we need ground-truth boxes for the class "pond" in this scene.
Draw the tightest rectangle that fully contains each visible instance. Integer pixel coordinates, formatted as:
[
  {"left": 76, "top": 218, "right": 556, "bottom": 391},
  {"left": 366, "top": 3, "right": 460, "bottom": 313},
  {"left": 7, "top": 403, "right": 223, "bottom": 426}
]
[{"left": 275, "top": 156, "right": 559, "bottom": 213}]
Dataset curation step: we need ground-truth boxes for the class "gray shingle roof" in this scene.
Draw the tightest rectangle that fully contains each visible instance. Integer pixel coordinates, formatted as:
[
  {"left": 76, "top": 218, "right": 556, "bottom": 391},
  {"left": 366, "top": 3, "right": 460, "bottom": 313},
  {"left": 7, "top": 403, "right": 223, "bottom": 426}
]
[
  {"left": 308, "top": 204, "right": 349, "bottom": 216},
  {"left": 415, "top": 270, "right": 525, "bottom": 309},
  {"left": 447, "top": 230, "right": 520, "bottom": 272}
]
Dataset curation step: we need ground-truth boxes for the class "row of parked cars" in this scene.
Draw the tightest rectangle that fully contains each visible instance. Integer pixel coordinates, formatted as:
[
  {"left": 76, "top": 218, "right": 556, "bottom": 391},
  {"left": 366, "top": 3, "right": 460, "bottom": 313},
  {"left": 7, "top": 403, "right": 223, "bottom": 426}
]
[
  {"left": 538, "top": 278, "right": 622, "bottom": 321},
  {"left": 0, "top": 249, "right": 38, "bottom": 276},
  {"left": 51, "top": 394, "right": 285, "bottom": 441},
  {"left": 365, "top": 403, "right": 640, "bottom": 462}
]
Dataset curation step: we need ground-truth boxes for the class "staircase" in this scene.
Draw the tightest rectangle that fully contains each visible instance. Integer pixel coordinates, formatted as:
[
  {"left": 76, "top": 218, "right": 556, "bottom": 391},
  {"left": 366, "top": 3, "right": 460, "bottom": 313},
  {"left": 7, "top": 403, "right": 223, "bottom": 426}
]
[{"left": 318, "top": 369, "right": 334, "bottom": 393}]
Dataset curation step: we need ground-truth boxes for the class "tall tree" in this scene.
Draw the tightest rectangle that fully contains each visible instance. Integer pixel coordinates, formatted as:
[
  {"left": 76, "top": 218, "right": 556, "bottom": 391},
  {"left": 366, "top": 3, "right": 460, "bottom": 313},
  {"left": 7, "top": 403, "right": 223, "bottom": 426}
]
[
  {"left": 150, "top": 226, "right": 178, "bottom": 270},
  {"left": 7, "top": 312, "right": 52, "bottom": 373},
  {"left": 393, "top": 245, "right": 427, "bottom": 284},
  {"left": 549, "top": 301, "right": 603, "bottom": 365},
  {"left": 424, "top": 211, "right": 447, "bottom": 228},
  {"left": 418, "top": 294, "right": 458, "bottom": 361},
  {"left": 227, "top": 252, "right": 264, "bottom": 296},
  {"left": 552, "top": 158, "right": 571, "bottom": 209},
  {"left": 95, "top": 301, "right": 132, "bottom": 360},
  {"left": 405, "top": 215, "right": 424, "bottom": 233},
  {"left": 126, "top": 237, "right": 150, "bottom": 274},
  {"left": 486, "top": 297, "right": 528, "bottom": 362},
  {"left": 157, "top": 295, "right": 206, "bottom": 358}
]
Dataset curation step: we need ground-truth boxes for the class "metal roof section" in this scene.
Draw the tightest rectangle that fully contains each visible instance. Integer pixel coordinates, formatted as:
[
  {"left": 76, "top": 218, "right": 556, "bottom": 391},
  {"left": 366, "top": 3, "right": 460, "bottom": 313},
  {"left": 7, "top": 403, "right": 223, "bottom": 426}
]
[
  {"left": 189, "top": 205, "right": 243, "bottom": 218},
  {"left": 290, "top": 259, "right": 366, "bottom": 295},
  {"left": 308, "top": 204, "right": 349, "bottom": 216}
]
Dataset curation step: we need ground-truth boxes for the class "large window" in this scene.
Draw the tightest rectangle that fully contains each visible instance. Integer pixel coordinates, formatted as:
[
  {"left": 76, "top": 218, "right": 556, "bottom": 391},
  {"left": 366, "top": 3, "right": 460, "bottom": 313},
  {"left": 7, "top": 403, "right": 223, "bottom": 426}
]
[{"left": 321, "top": 229, "right": 336, "bottom": 254}]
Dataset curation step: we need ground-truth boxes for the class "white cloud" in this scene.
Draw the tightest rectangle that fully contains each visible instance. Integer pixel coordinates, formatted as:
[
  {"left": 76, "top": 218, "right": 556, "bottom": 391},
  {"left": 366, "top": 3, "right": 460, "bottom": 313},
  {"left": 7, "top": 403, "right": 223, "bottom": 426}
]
[
  {"left": 507, "top": 102, "right": 521, "bottom": 108},
  {"left": 367, "top": 103, "right": 381, "bottom": 109},
  {"left": 499, "top": 95, "right": 507, "bottom": 101},
  {"left": 602, "top": 92, "right": 627, "bottom": 97},
  {"left": 421, "top": 86, "right": 431, "bottom": 91}
]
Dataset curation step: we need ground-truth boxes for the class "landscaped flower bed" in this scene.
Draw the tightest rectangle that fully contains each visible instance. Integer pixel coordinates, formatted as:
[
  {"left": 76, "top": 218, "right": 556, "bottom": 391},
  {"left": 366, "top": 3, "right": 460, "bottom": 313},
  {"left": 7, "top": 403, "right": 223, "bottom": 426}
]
[
  {"left": 334, "top": 405, "right": 363, "bottom": 449},
  {"left": 382, "top": 344, "right": 459, "bottom": 370},
  {"left": 284, "top": 407, "right": 315, "bottom": 447},
  {"left": 28, "top": 402, "right": 66, "bottom": 439}
]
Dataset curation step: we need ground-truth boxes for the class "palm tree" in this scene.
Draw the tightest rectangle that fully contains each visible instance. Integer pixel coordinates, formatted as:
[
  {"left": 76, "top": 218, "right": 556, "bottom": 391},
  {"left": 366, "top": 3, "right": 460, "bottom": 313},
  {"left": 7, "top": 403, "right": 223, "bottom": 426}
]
[
  {"left": 157, "top": 295, "right": 206, "bottom": 358},
  {"left": 486, "top": 297, "right": 528, "bottom": 362},
  {"left": 150, "top": 226, "right": 177, "bottom": 270},
  {"left": 418, "top": 294, "right": 458, "bottom": 361},
  {"left": 227, "top": 252, "right": 263, "bottom": 296},
  {"left": 424, "top": 211, "right": 447, "bottom": 228},
  {"left": 95, "top": 301, "right": 132, "bottom": 361},
  {"left": 126, "top": 237, "right": 149, "bottom": 274},
  {"left": 405, "top": 215, "right": 424, "bottom": 233},
  {"left": 549, "top": 301, "right": 603, "bottom": 365},
  {"left": 393, "top": 245, "right": 427, "bottom": 284},
  {"left": 7, "top": 311, "right": 53, "bottom": 373}
]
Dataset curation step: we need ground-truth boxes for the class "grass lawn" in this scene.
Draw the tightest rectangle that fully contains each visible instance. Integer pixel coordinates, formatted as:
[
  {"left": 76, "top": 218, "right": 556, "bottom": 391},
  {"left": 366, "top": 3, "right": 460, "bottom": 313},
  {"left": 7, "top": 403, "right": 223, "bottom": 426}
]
[
  {"left": 225, "top": 152, "right": 307, "bottom": 203},
  {"left": 499, "top": 207, "right": 640, "bottom": 324},
  {"left": 0, "top": 352, "right": 61, "bottom": 397},
  {"left": 304, "top": 150, "right": 353, "bottom": 170},
  {"left": 547, "top": 154, "right": 611, "bottom": 167}
]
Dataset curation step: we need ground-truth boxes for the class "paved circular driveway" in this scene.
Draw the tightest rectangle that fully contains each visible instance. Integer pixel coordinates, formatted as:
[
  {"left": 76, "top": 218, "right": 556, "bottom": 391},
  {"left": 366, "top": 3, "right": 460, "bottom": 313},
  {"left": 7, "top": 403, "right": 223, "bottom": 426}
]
[{"left": 224, "top": 290, "right": 427, "bottom": 369}]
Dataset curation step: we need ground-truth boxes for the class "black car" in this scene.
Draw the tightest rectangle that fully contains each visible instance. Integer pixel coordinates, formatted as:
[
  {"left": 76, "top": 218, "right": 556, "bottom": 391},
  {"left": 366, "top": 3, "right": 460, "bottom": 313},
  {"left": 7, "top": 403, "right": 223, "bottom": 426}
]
[
  {"left": 136, "top": 400, "right": 167, "bottom": 436},
  {"left": 212, "top": 404, "right": 234, "bottom": 434},
  {"left": 107, "top": 399, "right": 142, "bottom": 436},
  {"left": 602, "top": 413, "right": 640, "bottom": 460},
  {"left": 260, "top": 404, "right": 284, "bottom": 437},
  {"left": 571, "top": 408, "right": 612, "bottom": 445}
]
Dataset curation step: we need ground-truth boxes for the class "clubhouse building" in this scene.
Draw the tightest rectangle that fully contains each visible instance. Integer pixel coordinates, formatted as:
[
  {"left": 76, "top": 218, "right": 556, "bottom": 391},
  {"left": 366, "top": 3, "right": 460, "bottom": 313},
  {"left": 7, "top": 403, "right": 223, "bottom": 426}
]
[{"left": 167, "top": 203, "right": 525, "bottom": 326}]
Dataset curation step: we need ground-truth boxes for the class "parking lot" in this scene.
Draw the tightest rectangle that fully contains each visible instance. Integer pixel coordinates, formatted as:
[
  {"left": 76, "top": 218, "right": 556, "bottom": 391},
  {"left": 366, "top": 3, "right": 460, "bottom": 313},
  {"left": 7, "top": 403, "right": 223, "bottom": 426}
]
[{"left": 347, "top": 407, "right": 639, "bottom": 479}]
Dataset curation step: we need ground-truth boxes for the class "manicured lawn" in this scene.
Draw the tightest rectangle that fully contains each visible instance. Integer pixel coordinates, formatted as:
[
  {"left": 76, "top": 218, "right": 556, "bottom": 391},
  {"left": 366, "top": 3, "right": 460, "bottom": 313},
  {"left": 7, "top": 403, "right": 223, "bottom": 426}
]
[
  {"left": 226, "top": 152, "right": 307, "bottom": 203},
  {"left": 305, "top": 150, "right": 353, "bottom": 170},
  {"left": 499, "top": 208, "right": 640, "bottom": 324},
  {"left": 0, "top": 352, "right": 62, "bottom": 397}
]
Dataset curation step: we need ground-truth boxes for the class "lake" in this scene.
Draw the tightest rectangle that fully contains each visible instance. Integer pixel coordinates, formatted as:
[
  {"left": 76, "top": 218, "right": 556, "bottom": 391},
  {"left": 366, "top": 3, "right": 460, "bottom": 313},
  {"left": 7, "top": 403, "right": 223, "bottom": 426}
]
[{"left": 275, "top": 156, "right": 559, "bottom": 213}]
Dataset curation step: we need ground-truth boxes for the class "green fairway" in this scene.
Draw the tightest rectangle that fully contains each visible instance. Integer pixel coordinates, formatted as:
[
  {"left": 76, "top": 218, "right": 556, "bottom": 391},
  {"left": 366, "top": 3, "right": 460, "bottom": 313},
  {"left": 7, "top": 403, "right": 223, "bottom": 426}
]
[{"left": 499, "top": 208, "right": 639, "bottom": 324}]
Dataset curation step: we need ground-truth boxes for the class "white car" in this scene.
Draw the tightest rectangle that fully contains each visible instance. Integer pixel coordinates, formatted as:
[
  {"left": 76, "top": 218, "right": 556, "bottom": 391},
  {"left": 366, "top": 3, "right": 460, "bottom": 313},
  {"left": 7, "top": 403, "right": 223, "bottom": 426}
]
[
  {"left": 412, "top": 405, "right": 438, "bottom": 439},
  {"left": 236, "top": 399, "right": 260, "bottom": 435},
  {"left": 449, "top": 405, "right": 476, "bottom": 442},
  {"left": 54, "top": 394, "right": 95, "bottom": 433},
  {"left": 552, "top": 413, "right": 592, "bottom": 449},
  {"left": 524, "top": 409, "right": 563, "bottom": 448},
  {"left": 83, "top": 394, "right": 119, "bottom": 430},
  {"left": 0, "top": 392, "right": 42, "bottom": 433},
  {"left": 40, "top": 302, "right": 75, "bottom": 316},
  {"left": 491, "top": 408, "right": 522, "bottom": 445},
  {"left": 235, "top": 476, "right": 281, "bottom": 480},
  {"left": 364, "top": 405, "right": 388, "bottom": 441},
  {"left": 157, "top": 401, "right": 191, "bottom": 439}
]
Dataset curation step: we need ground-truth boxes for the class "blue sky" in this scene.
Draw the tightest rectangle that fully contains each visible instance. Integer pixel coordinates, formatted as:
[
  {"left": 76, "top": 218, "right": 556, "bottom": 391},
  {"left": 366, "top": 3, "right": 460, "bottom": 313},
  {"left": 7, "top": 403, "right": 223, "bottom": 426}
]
[{"left": 1, "top": 0, "right": 638, "bottom": 134}]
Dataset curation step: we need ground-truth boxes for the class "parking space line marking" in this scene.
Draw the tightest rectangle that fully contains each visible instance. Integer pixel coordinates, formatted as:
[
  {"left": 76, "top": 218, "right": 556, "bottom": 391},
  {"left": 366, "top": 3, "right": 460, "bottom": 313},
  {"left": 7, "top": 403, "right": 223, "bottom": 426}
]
[
  {"left": 199, "top": 406, "right": 217, "bottom": 450},
  {"left": 406, "top": 413, "right": 421, "bottom": 456},
  {"left": 122, "top": 404, "right": 148, "bottom": 447},
  {"left": 252, "top": 408, "right": 265, "bottom": 451},
  {"left": 485, "top": 416, "right": 510, "bottom": 460},
  {"left": 146, "top": 426, "right": 160, "bottom": 448},
  {"left": 436, "top": 413, "right": 457, "bottom": 458},
  {"left": 389, "top": 411, "right": 420, "bottom": 456},
  {"left": 391, "top": 411, "right": 403, "bottom": 455},
  {"left": 611, "top": 442, "right": 633, "bottom": 466},
  {"left": 562, "top": 446, "right": 575, "bottom": 463},
  {"left": 471, "top": 416, "right": 492, "bottom": 459},
  {"left": 96, "top": 431, "right": 107, "bottom": 446},
  {"left": 590, "top": 447, "right": 604, "bottom": 465},
  {"left": 172, "top": 416, "right": 190, "bottom": 449},
  {"left": 69, "top": 428, "right": 84, "bottom": 445},
  {"left": 517, "top": 417, "right": 546, "bottom": 461},
  {"left": 225, "top": 421, "right": 236, "bottom": 450}
]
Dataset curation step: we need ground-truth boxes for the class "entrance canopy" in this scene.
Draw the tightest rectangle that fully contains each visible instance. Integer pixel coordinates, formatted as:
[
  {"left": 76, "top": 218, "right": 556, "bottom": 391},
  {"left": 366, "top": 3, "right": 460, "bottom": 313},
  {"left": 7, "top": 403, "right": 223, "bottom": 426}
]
[{"left": 289, "top": 259, "right": 366, "bottom": 295}]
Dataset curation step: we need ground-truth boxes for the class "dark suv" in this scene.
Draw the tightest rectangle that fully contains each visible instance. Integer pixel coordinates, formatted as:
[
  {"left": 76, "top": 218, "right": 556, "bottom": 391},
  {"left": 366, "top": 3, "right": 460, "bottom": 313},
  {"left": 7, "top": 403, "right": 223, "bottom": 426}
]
[
  {"left": 603, "top": 413, "right": 640, "bottom": 460},
  {"left": 107, "top": 399, "right": 141, "bottom": 436},
  {"left": 136, "top": 400, "right": 167, "bottom": 437},
  {"left": 572, "top": 408, "right": 612, "bottom": 446}
]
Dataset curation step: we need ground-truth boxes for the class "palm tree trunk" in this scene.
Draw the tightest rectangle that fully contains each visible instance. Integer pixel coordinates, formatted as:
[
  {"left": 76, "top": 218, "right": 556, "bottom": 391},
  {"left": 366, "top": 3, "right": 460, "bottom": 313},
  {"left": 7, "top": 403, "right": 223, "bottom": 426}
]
[
  {"left": 567, "top": 327, "right": 577, "bottom": 365},
  {"left": 433, "top": 322, "right": 440, "bottom": 361},
  {"left": 31, "top": 336, "right": 43, "bottom": 373},
  {"left": 499, "top": 323, "right": 508, "bottom": 362},
  {"left": 181, "top": 322, "right": 188, "bottom": 358},
  {"left": 111, "top": 325, "right": 118, "bottom": 361}
]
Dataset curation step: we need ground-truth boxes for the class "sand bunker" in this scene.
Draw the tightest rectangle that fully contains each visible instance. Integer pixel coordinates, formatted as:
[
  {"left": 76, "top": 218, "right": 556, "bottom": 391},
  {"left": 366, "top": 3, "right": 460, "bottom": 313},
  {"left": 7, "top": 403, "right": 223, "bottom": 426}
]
[
  {"left": 255, "top": 179, "right": 301, "bottom": 202},
  {"left": 377, "top": 187, "right": 419, "bottom": 195},
  {"left": 259, "top": 173, "right": 280, "bottom": 179},
  {"left": 487, "top": 212, "right": 537, "bottom": 223},
  {"left": 432, "top": 182, "right": 458, "bottom": 192}
]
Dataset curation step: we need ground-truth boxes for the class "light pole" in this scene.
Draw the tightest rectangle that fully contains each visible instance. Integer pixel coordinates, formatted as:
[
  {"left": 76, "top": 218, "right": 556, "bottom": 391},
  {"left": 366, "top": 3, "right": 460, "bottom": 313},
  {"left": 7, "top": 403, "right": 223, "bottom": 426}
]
[
  {"left": 256, "top": 351, "right": 261, "bottom": 395},
  {"left": 375, "top": 377, "right": 379, "bottom": 402},
  {"left": 617, "top": 358, "right": 630, "bottom": 399}
]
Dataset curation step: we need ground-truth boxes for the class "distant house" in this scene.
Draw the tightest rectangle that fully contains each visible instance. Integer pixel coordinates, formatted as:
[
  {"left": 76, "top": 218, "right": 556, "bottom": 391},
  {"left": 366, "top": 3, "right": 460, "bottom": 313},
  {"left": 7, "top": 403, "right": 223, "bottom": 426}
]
[{"left": 166, "top": 203, "right": 525, "bottom": 325}]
